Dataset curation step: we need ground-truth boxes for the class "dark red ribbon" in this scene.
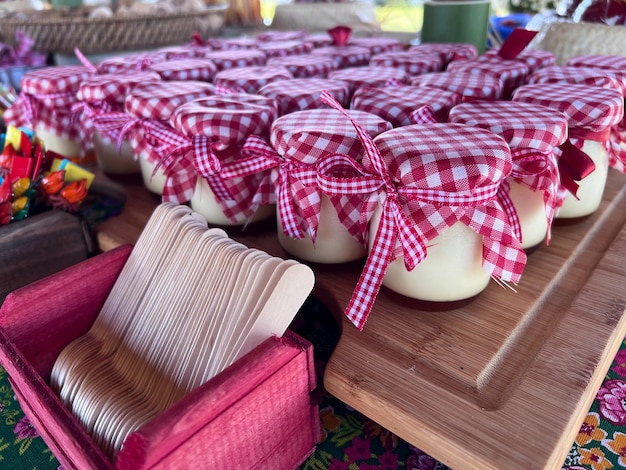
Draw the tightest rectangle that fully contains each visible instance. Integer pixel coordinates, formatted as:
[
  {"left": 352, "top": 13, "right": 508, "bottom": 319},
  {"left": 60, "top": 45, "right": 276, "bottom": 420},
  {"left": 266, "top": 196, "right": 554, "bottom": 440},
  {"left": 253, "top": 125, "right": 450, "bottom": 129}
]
[
  {"left": 498, "top": 28, "right": 538, "bottom": 60},
  {"left": 557, "top": 140, "right": 596, "bottom": 199},
  {"left": 328, "top": 25, "right": 352, "bottom": 47}
]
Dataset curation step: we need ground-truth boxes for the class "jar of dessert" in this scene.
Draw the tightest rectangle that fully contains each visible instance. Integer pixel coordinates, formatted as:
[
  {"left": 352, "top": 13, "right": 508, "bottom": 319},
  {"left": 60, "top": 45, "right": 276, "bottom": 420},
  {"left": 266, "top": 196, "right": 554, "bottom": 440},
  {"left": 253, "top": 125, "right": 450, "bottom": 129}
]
[
  {"left": 317, "top": 91, "right": 526, "bottom": 330},
  {"left": 214, "top": 66, "right": 293, "bottom": 94},
  {"left": 327, "top": 66, "right": 410, "bottom": 97},
  {"left": 120, "top": 80, "right": 216, "bottom": 195},
  {"left": 73, "top": 71, "right": 162, "bottom": 175},
  {"left": 148, "top": 58, "right": 218, "bottom": 82},
  {"left": 266, "top": 54, "right": 337, "bottom": 78},
  {"left": 351, "top": 85, "right": 461, "bottom": 127},
  {"left": 513, "top": 83, "right": 624, "bottom": 219},
  {"left": 163, "top": 93, "right": 278, "bottom": 226},
  {"left": 256, "top": 40, "right": 314, "bottom": 58},
  {"left": 3, "top": 65, "right": 95, "bottom": 161},
  {"left": 449, "top": 100, "right": 568, "bottom": 248},
  {"left": 446, "top": 59, "right": 530, "bottom": 98},
  {"left": 258, "top": 77, "right": 351, "bottom": 116},
  {"left": 407, "top": 43, "right": 478, "bottom": 67},
  {"left": 410, "top": 70, "right": 503, "bottom": 101},
  {"left": 226, "top": 107, "right": 391, "bottom": 263},
  {"left": 369, "top": 51, "right": 444, "bottom": 77},
  {"left": 202, "top": 49, "right": 267, "bottom": 71},
  {"left": 309, "top": 45, "right": 372, "bottom": 69}
]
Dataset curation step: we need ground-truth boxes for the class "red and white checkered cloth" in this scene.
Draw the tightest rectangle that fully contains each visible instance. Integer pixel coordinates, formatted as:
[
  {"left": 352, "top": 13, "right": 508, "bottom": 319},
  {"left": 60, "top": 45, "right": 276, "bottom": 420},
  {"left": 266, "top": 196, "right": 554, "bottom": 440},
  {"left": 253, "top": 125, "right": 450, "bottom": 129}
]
[
  {"left": 3, "top": 65, "right": 95, "bottom": 147},
  {"left": 480, "top": 48, "right": 556, "bottom": 74},
  {"left": 369, "top": 51, "right": 443, "bottom": 76},
  {"left": 348, "top": 37, "right": 405, "bottom": 55},
  {"left": 72, "top": 71, "right": 161, "bottom": 150},
  {"left": 154, "top": 45, "right": 213, "bottom": 60},
  {"left": 214, "top": 66, "right": 293, "bottom": 94},
  {"left": 148, "top": 58, "right": 218, "bottom": 82},
  {"left": 526, "top": 65, "right": 626, "bottom": 95},
  {"left": 205, "top": 37, "right": 260, "bottom": 50},
  {"left": 223, "top": 107, "right": 392, "bottom": 242},
  {"left": 95, "top": 52, "right": 167, "bottom": 74},
  {"left": 449, "top": 100, "right": 568, "bottom": 244},
  {"left": 318, "top": 90, "right": 525, "bottom": 330},
  {"left": 513, "top": 83, "right": 623, "bottom": 197},
  {"left": 302, "top": 33, "right": 333, "bottom": 48},
  {"left": 408, "top": 43, "right": 477, "bottom": 65},
  {"left": 351, "top": 85, "right": 461, "bottom": 127},
  {"left": 257, "top": 40, "right": 314, "bottom": 58},
  {"left": 256, "top": 30, "right": 309, "bottom": 42},
  {"left": 139, "top": 94, "right": 277, "bottom": 220},
  {"left": 267, "top": 54, "right": 337, "bottom": 78},
  {"left": 310, "top": 45, "right": 371, "bottom": 69},
  {"left": 257, "top": 77, "right": 351, "bottom": 115},
  {"left": 328, "top": 66, "right": 410, "bottom": 95},
  {"left": 513, "top": 83, "right": 626, "bottom": 175},
  {"left": 410, "top": 71, "right": 503, "bottom": 100},
  {"left": 203, "top": 49, "right": 267, "bottom": 71},
  {"left": 447, "top": 59, "right": 530, "bottom": 97}
]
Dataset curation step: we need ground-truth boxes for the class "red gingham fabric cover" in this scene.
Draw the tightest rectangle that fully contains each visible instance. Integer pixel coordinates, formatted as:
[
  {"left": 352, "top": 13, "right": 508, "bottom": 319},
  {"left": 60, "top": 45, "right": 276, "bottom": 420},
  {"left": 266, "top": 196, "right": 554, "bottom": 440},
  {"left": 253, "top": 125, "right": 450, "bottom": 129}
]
[
  {"left": 72, "top": 71, "right": 162, "bottom": 149},
  {"left": 154, "top": 45, "right": 213, "bottom": 60},
  {"left": 256, "top": 30, "right": 309, "bottom": 42},
  {"left": 449, "top": 100, "right": 568, "bottom": 243},
  {"left": 347, "top": 37, "right": 405, "bottom": 54},
  {"left": 525, "top": 65, "right": 626, "bottom": 96},
  {"left": 148, "top": 58, "right": 218, "bottom": 82},
  {"left": 267, "top": 54, "right": 337, "bottom": 78},
  {"left": 446, "top": 59, "right": 530, "bottom": 96},
  {"left": 410, "top": 71, "right": 503, "bottom": 100},
  {"left": 142, "top": 94, "right": 278, "bottom": 219},
  {"left": 512, "top": 83, "right": 625, "bottom": 171},
  {"left": 257, "top": 77, "right": 351, "bottom": 115},
  {"left": 480, "top": 48, "right": 556, "bottom": 74},
  {"left": 408, "top": 43, "right": 478, "bottom": 65},
  {"left": 222, "top": 108, "right": 392, "bottom": 243},
  {"left": 309, "top": 45, "right": 371, "bottom": 69},
  {"left": 95, "top": 52, "right": 167, "bottom": 74},
  {"left": 4, "top": 65, "right": 95, "bottom": 143},
  {"left": 328, "top": 66, "right": 410, "bottom": 94},
  {"left": 350, "top": 85, "right": 461, "bottom": 127},
  {"left": 205, "top": 37, "right": 260, "bottom": 50},
  {"left": 202, "top": 49, "right": 267, "bottom": 71},
  {"left": 369, "top": 51, "right": 443, "bottom": 76},
  {"left": 256, "top": 40, "right": 314, "bottom": 58},
  {"left": 567, "top": 54, "right": 626, "bottom": 70},
  {"left": 317, "top": 91, "right": 525, "bottom": 329},
  {"left": 214, "top": 65, "right": 293, "bottom": 94},
  {"left": 302, "top": 33, "right": 333, "bottom": 48}
]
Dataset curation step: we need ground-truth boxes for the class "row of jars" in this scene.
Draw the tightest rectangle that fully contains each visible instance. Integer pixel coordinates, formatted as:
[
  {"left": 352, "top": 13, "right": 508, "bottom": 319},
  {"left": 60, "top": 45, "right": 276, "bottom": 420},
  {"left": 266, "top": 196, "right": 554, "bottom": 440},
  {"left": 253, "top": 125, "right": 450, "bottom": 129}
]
[{"left": 5, "top": 35, "right": 625, "bottom": 330}]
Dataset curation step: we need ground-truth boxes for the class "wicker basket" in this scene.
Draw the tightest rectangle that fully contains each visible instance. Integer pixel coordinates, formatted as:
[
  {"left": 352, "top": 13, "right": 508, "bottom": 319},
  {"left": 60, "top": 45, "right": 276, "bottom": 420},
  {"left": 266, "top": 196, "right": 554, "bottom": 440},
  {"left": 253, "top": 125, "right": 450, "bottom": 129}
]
[{"left": 0, "top": 4, "right": 229, "bottom": 54}]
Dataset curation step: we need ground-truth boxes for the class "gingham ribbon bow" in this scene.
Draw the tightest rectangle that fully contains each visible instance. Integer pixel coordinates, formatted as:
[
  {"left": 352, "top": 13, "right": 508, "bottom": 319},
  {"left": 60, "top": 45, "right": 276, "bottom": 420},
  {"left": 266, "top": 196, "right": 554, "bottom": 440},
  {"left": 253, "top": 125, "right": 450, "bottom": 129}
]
[
  {"left": 4, "top": 91, "right": 79, "bottom": 138},
  {"left": 91, "top": 110, "right": 132, "bottom": 144},
  {"left": 71, "top": 100, "right": 115, "bottom": 152},
  {"left": 320, "top": 90, "right": 525, "bottom": 330},
  {"left": 410, "top": 104, "right": 439, "bottom": 125},
  {"left": 147, "top": 124, "right": 234, "bottom": 204},
  {"left": 609, "top": 124, "right": 626, "bottom": 173},
  {"left": 508, "top": 147, "right": 560, "bottom": 243}
]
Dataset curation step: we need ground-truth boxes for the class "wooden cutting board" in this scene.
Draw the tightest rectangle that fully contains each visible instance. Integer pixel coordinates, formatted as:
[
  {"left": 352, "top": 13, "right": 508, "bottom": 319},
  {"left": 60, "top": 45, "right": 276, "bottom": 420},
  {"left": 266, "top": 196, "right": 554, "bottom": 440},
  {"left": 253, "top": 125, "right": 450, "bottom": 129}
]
[{"left": 95, "top": 168, "right": 626, "bottom": 470}]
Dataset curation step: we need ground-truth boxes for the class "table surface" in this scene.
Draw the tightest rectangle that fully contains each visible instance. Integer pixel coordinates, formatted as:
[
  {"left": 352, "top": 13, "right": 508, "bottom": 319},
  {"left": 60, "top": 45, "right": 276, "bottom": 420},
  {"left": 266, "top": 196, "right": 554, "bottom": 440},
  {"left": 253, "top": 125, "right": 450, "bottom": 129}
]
[{"left": 96, "top": 169, "right": 626, "bottom": 470}]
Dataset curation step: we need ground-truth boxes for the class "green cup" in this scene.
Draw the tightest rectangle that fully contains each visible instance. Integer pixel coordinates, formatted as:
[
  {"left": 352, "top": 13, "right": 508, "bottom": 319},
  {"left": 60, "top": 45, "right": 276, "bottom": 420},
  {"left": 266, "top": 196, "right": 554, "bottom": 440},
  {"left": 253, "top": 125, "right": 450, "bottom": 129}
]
[{"left": 420, "top": 0, "right": 491, "bottom": 54}]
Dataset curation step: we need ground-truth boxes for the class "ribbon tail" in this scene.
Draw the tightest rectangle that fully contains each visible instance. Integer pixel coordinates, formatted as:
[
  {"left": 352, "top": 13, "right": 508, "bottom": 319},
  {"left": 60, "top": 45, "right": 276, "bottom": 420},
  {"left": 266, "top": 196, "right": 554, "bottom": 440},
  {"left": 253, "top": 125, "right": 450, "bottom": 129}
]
[{"left": 557, "top": 139, "right": 596, "bottom": 199}]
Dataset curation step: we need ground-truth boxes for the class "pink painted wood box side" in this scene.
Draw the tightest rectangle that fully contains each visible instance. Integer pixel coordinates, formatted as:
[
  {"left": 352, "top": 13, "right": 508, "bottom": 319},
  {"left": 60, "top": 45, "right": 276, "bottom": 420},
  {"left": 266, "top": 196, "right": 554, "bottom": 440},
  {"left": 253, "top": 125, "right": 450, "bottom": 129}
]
[{"left": 0, "top": 247, "right": 320, "bottom": 470}]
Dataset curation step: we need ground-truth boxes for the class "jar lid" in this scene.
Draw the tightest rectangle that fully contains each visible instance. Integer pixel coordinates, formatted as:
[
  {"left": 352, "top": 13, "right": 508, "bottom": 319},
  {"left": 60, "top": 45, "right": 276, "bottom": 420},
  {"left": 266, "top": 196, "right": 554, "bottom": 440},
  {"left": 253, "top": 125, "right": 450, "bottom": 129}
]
[
  {"left": 267, "top": 54, "right": 337, "bottom": 78},
  {"left": 449, "top": 101, "right": 568, "bottom": 151},
  {"left": 148, "top": 58, "right": 218, "bottom": 82},
  {"left": 155, "top": 45, "right": 212, "bottom": 60},
  {"left": 347, "top": 37, "right": 405, "bottom": 54},
  {"left": 407, "top": 43, "right": 477, "bottom": 65},
  {"left": 256, "top": 30, "right": 309, "bottom": 42},
  {"left": 77, "top": 71, "right": 162, "bottom": 105},
  {"left": 410, "top": 71, "right": 503, "bottom": 100},
  {"left": 309, "top": 45, "right": 371, "bottom": 69},
  {"left": 369, "top": 51, "right": 443, "bottom": 76},
  {"left": 20, "top": 65, "right": 95, "bottom": 95},
  {"left": 258, "top": 77, "right": 351, "bottom": 115},
  {"left": 170, "top": 93, "right": 277, "bottom": 145},
  {"left": 370, "top": 123, "right": 511, "bottom": 187},
  {"left": 567, "top": 54, "right": 626, "bottom": 71},
  {"left": 203, "top": 49, "right": 267, "bottom": 70},
  {"left": 124, "top": 80, "right": 216, "bottom": 120},
  {"left": 256, "top": 40, "right": 313, "bottom": 58},
  {"left": 351, "top": 85, "right": 461, "bottom": 127},
  {"left": 328, "top": 66, "right": 410, "bottom": 94},
  {"left": 480, "top": 48, "right": 556, "bottom": 74},
  {"left": 512, "top": 83, "right": 624, "bottom": 130},
  {"left": 214, "top": 65, "right": 293, "bottom": 94},
  {"left": 271, "top": 108, "right": 392, "bottom": 164},
  {"left": 96, "top": 52, "right": 166, "bottom": 74},
  {"left": 526, "top": 65, "right": 626, "bottom": 96},
  {"left": 447, "top": 59, "right": 530, "bottom": 94},
  {"left": 302, "top": 32, "right": 333, "bottom": 48},
  {"left": 206, "top": 37, "right": 259, "bottom": 50}
]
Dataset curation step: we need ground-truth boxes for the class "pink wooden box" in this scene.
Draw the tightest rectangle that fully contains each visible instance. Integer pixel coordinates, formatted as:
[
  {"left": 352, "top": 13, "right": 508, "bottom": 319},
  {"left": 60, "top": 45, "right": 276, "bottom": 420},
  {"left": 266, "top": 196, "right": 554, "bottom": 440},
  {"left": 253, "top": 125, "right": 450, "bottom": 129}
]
[{"left": 0, "top": 245, "right": 320, "bottom": 469}]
